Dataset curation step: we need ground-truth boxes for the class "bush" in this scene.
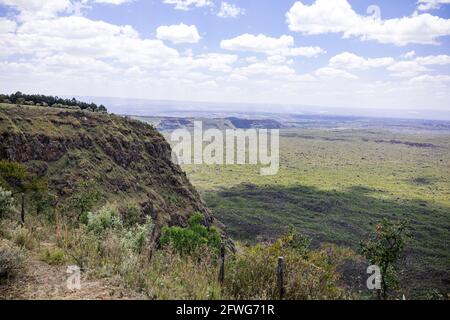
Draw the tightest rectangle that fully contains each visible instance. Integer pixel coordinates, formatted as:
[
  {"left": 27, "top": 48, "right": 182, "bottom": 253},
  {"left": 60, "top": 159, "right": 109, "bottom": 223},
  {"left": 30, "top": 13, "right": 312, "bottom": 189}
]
[
  {"left": 40, "top": 247, "right": 65, "bottom": 265},
  {"left": 360, "top": 219, "right": 409, "bottom": 299},
  {"left": 115, "top": 251, "right": 148, "bottom": 291},
  {"left": 0, "top": 245, "right": 25, "bottom": 282},
  {"left": 97, "top": 231, "right": 127, "bottom": 270},
  {"left": 121, "top": 202, "right": 142, "bottom": 228},
  {"left": 85, "top": 204, "right": 123, "bottom": 235},
  {"left": 160, "top": 213, "right": 221, "bottom": 256},
  {"left": 69, "top": 180, "right": 102, "bottom": 221},
  {"left": 12, "top": 226, "right": 37, "bottom": 250},
  {"left": 281, "top": 226, "right": 311, "bottom": 257},
  {"left": 48, "top": 211, "right": 353, "bottom": 300},
  {"left": 223, "top": 236, "right": 349, "bottom": 300},
  {"left": 0, "top": 219, "right": 13, "bottom": 239},
  {"left": 121, "top": 217, "right": 154, "bottom": 253},
  {"left": 0, "top": 187, "right": 14, "bottom": 218},
  {"left": 57, "top": 210, "right": 153, "bottom": 272},
  {"left": 56, "top": 223, "right": 99, "bottom": 269}
]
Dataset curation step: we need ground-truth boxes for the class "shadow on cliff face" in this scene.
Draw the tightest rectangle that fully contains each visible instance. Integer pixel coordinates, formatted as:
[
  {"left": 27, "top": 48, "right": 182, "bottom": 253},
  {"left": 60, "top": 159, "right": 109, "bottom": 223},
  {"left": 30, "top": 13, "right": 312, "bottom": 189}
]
[{"left": 203, "top": 183, "right": 450, "bottom": 296}]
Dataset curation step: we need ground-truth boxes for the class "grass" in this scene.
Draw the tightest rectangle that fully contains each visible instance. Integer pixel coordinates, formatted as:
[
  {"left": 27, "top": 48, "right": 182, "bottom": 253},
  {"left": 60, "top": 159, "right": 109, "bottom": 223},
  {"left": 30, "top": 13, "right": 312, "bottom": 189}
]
[
  {"left": 1, "top": 209, "right": 355, "bottom": 299},
  {"left": 181, "top": 128, "right": 450, "bottom": 296},
  {"left": 0, "top": 244, "right": 25, "bottom": 283},
  {"left": 40, "top": 247, "right": 65, "bottom": 265}
]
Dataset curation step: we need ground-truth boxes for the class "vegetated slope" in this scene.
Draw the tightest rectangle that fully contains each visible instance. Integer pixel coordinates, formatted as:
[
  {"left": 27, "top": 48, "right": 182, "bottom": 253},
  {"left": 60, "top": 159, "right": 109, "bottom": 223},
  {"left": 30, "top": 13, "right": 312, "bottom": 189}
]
[{"left": 0, "top": 104, "right": 219, "bottom": 244}]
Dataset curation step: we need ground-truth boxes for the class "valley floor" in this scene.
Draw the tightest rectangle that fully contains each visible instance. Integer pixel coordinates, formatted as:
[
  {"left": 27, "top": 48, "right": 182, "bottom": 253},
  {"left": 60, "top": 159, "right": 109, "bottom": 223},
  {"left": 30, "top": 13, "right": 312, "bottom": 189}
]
[{"left": 181, "top": 127, "right": 450, "bottom": 296}]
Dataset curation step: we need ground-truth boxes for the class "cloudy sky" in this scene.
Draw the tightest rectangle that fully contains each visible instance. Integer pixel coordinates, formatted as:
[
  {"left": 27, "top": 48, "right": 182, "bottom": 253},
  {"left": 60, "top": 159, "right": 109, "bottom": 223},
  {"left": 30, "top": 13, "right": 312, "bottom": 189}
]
[{"left": 1, "top": 0, "right": 450, "bottom": 112}]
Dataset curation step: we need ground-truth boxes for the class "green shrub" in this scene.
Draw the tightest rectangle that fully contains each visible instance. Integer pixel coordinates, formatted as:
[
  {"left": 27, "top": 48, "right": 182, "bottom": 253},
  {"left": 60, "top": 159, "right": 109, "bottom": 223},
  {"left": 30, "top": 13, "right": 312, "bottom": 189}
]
[
  {"left": 79, "top": 210, "right": 89, "bottom": 225},
  {"left": 0, "top": 186, "right": 14, "bottom": 218},
  {"left": 282, "top": 226, "right": 311, "bottom": 257},
  {"left": 360, "top": 218, "right": 409, "bottom": 299},
  {"left": 56, "top": 223, "right": 100, "bottom": 269},
  {"left": 116, "top": 251, "right": 148, "bottom": 291},
  {"left": 69, "top": 180, "right": 102, "bottom": 220},
  {"left": 40, "top": 247, "right": 65, "bottom": 265},
  {"left": 224, "top": 236, "right": 348, "bottom": 300},
  {"left": 97, "top": 231, "right": 127, "bottom": 269},
  {"left": 160, "top": 213, "right": 221, "bottom": 255},
  {"left": 0, "top": 219, "right": 13, "bottom": 239},
  {"left": 0, "top": 245, "right": 25, "bottom": 282},
  {"left": 12, "top": 226, "right": 37, "bottom": 250},
  {"left": 86, "top": 204, "right": 123, "bottom": 235},
  {"left": 121, "top": 202, "right": 142, "bottom": 228},
  {"left": 57, "top": 211, "right": 153, "bottom": 273},
  {"left": 121, "top": 217, "right": 154, "bottom": 253}
]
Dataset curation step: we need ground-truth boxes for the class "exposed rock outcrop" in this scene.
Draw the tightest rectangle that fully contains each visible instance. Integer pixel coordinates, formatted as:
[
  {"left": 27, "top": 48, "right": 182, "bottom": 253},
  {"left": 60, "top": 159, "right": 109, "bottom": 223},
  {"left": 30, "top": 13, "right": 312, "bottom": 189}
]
[{"left": 0, "top": 104, "right": 222, "bottom": 247}]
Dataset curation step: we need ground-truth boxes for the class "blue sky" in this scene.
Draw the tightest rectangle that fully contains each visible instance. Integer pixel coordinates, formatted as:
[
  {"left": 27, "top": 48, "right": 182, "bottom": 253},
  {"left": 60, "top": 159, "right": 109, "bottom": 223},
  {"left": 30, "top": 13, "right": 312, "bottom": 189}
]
[
  {"left": 1, "top": 0, "right": 450, "bottom": 113},
  {"left": 84, "top": 0, "right": 450, "bottom": 74}
]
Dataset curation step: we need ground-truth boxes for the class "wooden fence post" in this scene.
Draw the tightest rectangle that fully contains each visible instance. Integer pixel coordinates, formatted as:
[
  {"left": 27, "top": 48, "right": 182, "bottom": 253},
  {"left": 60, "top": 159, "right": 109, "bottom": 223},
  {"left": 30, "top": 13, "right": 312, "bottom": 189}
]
[
  {"left": 277, "top": 256, "right": 285, "bottom": 300},
  {"left": 218, "top": 245, "right": 225, "bottom": 284},
  {"left": 377, "top": 288, "right": 382, "bottom": 300},
  {"left": 20, "top": 193, "right": 25, "bottom": 225}
]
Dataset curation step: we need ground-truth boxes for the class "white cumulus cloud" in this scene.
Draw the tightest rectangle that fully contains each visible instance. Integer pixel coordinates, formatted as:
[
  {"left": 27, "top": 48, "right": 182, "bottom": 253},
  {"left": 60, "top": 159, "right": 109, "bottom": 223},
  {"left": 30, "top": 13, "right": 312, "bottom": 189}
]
[
  {"left": 416, "top": 54, "right": 450, "bottom": 65},
  {"left": 401, "top": 51, "right": 416, "bottom": 59},
  {"left": 220, "top": 33, "right": 325, "bottom": 57},
  {"left": 388, "top": 54, "right": 450, "bottom": 77},
  {"left": 0, "top": 17, "right": 16, "bottom": 34},
  {"left": 156, "top": 23, "right": 202, "bottom": 44},
  {"left": 286, "top": 0, "right": 450, "bottom": 46},
  {"left": 95, "top": 0, "right": 132, "bottom": 4},
  {"left": 217, "top": 2, "right": 244, "bottom": 18},
  {"left": 409, "top": 74, "right": 450, "bottom": 82},
  {"left": 417, "top": 0, "right": 450, "bottom": 11},
  {"left": 388, "top": 61, "right": 430, "bottom": 78},
  {"left": 162, "top": 0, "right": 212, "bottom": 11},
  {"left": 329, "top": 52, "right": 394, "bottom": 70},
  {"left": 315, "top": 67, "right": 358, "bottom": 80},
  {"left": 0, "top": 0, "right": 73, "bottom": 20}
]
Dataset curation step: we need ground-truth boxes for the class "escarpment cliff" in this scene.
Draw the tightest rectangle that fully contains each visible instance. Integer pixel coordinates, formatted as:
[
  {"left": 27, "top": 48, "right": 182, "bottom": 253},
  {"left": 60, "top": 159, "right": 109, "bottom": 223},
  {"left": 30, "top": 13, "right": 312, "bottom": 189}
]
[{"left": 0, "top": 104, "right": 221, "bottom": 244}]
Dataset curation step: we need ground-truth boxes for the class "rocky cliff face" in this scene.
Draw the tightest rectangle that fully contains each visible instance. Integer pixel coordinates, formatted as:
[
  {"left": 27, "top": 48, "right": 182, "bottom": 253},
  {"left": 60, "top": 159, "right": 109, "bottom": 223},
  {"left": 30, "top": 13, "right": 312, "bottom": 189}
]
[{"left": 0, "top": 104, "right": 221, "bottom": 245}]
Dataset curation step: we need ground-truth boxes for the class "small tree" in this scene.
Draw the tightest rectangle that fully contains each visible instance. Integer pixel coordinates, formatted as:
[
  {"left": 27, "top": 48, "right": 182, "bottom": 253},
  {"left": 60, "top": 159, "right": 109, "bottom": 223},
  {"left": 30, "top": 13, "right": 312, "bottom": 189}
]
[
  {"left": 361, "top": 218, "right": 409, "bottom": 299},
  {"left": 281, "top": 226, "right": 311, "bottom": 258},
  {"left": 0, "top": 160, "right": 47, "bottom": 223},
  {"left": 160, "top": 212, "right": 221, "bottom": 256},
  {"left": 0, "top": 160, "right": 28, "bottom": 189},
  {"left": 0, "top": 186, "right": 14, "bottom": 218},
  {"left": 29, "top": 177, "right": 49, "bottom": 215},
  {"left": 70, "top": 180, "right": 101, "bottom": 221},
  {"left": 0, "top": 160, "right": 28, "bottom": 223}
]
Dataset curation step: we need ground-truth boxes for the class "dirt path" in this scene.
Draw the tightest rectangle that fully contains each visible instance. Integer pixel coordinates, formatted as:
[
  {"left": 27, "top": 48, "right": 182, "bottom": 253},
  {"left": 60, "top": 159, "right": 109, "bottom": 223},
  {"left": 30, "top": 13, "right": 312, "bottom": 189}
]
[{"left": 0, "top": 246, "right": 146, "bottom": 300}]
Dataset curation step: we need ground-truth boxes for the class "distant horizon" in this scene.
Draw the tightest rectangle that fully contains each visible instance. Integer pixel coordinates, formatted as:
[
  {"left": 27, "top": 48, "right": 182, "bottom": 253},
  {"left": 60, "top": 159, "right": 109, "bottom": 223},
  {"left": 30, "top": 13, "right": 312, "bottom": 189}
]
[
  {"left": 3, "top": 90, "right": 449, "bottom": 121},
  {"left": 74, "top": 94, "right": 450, "bottom": 122}
]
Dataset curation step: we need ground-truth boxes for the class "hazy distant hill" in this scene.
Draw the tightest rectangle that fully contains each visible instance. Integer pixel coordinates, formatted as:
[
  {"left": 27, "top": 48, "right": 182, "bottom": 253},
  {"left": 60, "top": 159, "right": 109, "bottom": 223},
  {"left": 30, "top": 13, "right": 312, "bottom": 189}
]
[{"left": 133, "top": 116, "right": 283, "bottom": 131}]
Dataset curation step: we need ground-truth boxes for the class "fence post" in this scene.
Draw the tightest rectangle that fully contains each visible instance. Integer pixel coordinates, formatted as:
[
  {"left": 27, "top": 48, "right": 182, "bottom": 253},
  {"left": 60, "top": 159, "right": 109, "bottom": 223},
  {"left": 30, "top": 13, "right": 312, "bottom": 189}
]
[
  {"left": 277, "top": 256, "right": 285, "bottom": 300},
  {"left": 20, "top": 193, "right": 25, "bottom": 225},
  {"left": 218, "top": 244, "right": 225, "bottom": 284}
]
